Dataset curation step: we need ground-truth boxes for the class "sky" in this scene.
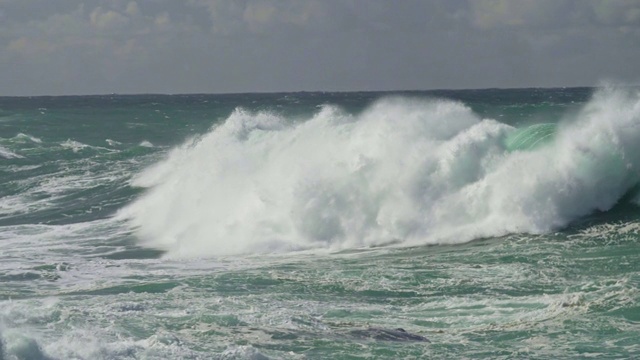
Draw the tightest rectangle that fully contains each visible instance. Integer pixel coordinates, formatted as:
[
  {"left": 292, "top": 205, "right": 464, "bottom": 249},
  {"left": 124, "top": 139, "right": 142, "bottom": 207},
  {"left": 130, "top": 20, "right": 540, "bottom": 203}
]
[{"left": 0, "top": 0, "right": 639, "bottom": 95}]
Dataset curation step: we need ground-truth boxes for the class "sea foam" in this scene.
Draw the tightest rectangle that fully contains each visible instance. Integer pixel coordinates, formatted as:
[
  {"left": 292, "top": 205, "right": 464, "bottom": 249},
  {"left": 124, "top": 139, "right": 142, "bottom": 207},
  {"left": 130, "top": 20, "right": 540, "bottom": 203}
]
[
  {"left": 121, "top": 87, "right": 640, "bottom": 257},
  {"left": 0, "top": 146, "right": 23, "bottom": 159}
]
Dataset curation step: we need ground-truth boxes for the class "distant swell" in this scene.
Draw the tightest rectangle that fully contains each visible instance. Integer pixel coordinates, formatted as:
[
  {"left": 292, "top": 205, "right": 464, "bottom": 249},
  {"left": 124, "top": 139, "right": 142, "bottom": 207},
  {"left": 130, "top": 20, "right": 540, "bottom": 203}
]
[{"left": 120, "top": 87, "right": 640, "bottom": 257}]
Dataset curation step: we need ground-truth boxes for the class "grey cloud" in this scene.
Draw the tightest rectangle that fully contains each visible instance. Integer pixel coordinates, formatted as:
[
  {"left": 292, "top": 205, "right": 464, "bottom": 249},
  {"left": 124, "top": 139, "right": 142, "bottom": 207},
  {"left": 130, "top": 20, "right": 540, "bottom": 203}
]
[
  {"left": 469, "top": 0, "right": 577, "bottom": 29},
  {"left": 0, "top": 0, "right": 638, "bottom": 95},
  {"left": 591, "top": 0, "right": 640, "bottom": 26},
  {"left": 469, "top": 0, "right": 640, "bottom": 28}
]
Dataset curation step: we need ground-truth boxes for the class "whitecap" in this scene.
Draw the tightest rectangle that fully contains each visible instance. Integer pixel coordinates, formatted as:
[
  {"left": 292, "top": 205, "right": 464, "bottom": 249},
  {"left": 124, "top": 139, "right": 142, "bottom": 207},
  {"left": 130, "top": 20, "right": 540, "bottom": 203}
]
[{"left": 0, "top": 146, "right": 24, "bottom": 159}]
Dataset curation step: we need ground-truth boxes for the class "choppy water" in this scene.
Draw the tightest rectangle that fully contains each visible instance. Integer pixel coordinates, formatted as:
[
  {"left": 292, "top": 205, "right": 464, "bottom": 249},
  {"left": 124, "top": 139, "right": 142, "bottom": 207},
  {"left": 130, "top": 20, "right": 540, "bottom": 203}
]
[{"left": 1, "top": 88, "right": 639, "bottom": 359}]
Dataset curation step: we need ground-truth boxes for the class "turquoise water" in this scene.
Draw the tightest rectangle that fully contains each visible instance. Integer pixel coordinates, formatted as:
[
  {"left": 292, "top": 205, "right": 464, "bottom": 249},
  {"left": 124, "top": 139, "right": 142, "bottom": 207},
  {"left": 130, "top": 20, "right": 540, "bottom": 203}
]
[{"left": 1, "top": 88, "right": 639, "bottom": 359}]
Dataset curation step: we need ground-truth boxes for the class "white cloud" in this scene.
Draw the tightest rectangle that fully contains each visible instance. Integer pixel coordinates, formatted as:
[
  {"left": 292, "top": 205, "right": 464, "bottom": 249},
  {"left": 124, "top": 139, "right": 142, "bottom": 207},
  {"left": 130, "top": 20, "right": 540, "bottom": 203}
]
[
  {"left": 125, "top": 1, "right": 140, "bottom": 17},
  {"left": 90, "top": 7, "right": 130, "bottom": 30},
  {"left": 7, "top": 37, "right": 54, "bottom": 56},
  {"left": 2, "top": 2, "right": 178, "bottom": 56},
  {"left": 242, "top": 3, "right": 275, "bottom": 28},
  {"left": 189, "top": 0, "right": 329, "bottom": 33},
  {"left": 154, "top": 12, "right": 171, "bottom": 29}
]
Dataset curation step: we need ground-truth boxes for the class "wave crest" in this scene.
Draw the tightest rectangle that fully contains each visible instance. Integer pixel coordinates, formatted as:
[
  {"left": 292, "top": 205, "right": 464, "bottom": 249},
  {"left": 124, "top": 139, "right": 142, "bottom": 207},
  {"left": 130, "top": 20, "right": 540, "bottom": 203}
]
[{"left": 120, "top": 88, "right": 640, "bottom": 257}]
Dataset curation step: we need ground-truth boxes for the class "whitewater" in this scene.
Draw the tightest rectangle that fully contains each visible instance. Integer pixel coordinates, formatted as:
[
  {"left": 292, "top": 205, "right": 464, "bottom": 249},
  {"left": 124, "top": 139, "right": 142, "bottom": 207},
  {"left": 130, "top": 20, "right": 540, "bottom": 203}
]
[
  {"left": 0, "top": 87, "right": 639, "bottom": 359},
  {"left": 121, "top": 87, "right": 640, "bottom": 257}
]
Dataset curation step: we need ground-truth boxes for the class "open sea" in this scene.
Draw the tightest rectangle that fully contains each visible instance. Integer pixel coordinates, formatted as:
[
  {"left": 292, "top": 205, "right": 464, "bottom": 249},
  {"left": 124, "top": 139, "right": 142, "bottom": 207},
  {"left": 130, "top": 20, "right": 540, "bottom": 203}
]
[{"left": 1, "top": 87, "right": 639, "bottom": 359}]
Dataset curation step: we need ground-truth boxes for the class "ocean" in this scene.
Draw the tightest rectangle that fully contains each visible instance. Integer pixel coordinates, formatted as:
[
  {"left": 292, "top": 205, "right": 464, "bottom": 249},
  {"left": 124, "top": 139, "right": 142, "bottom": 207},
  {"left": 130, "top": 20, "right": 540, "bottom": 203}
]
[{"left": 1, "top": 87, "right": 639, "bottom": 359}]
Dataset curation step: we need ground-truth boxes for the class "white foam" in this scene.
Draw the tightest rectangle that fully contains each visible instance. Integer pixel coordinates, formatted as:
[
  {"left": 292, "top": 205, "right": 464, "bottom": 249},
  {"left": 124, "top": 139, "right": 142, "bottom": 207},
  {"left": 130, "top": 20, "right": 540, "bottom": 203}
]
[
  {"left": 15, "top": 133, "right": 42, "bottom": 143},
  {"left": 2, "top": 332, "right": 52, "bottom": 360},
  {"left": 220, "top": 345, "right": 270, "bottom": 360},
  {"left": 60, "top": 139, "right": 89, "bottom": 153},
  {"left": 121, "top": 88, "right": 640, "bottom": 257},
  {"left": 0, "top": 163, "right": 130, "bottom": 218},
  {"left": 0, "top": 146, "right": 23, "bottom": 159},
  {"left": 106, "top": 139, "right": 122, "bottom": 146}
]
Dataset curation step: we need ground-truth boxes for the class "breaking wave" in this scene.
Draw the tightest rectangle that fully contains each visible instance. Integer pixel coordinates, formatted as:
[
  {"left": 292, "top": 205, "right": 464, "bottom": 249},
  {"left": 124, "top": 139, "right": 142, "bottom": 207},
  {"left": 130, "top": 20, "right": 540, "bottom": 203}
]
[{"left": 120, "top": 87, "right": 640, "bottom": 257}]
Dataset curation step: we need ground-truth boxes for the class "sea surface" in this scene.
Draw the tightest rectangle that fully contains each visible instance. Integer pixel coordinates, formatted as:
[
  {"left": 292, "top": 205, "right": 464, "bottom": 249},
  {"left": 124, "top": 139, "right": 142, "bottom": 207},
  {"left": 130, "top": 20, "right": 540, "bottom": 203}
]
[{"left": 1, "top": 87, "right": 639, "bottom": 359}]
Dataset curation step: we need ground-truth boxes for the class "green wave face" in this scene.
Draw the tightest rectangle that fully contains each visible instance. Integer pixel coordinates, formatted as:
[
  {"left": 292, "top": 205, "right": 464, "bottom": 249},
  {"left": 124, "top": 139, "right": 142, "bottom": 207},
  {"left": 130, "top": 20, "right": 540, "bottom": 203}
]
[{"left": 504, "top": 123, "right": 556, "bottom": 151}]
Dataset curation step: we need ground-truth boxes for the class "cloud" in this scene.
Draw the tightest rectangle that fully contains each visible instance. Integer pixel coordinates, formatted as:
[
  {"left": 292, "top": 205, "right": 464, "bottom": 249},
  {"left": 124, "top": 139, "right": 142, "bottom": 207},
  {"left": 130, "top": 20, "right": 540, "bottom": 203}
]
[
  {"left": 591, "top": 0, "right": 640, "bottom": 26},
  {"left": 7, "top": 37, "right": 55, "bottom": 56},
  {"left": 187, "top": 0, "right": 329, "bottom": 35},
  {"left": 2, "top": 2, "right": 180, "bottom": 58},
  {"left": 469, "top": 0, "right": 640, "bottom": 29},
  {"left": 154, "top": 12, "right": 171, "bottom": 29},
  {"left": 0, "top": 1, "right": 202, "bottom": 94},
  {"left": 90, "top": 7, "right": 130, "bottom": 30},
  {"left": 0, "top": 0, "right": 638, "bottom": 95},
  {"left": 125, "top": 1, "right": 140, "bottom": 17},
  {"left": 242, "top": 2, "right": 276, "bottom": 28},
  {"left": 469, "top": 0, "right": 578, "bottom": 29},
  {"left": 189, "top": 0, "right": 461, "bottom": 35}
]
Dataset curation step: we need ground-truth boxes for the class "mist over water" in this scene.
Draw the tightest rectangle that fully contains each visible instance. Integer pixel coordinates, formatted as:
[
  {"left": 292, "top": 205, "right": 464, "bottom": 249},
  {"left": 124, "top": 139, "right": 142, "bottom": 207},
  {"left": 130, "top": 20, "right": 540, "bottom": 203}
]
[{"left": 121, "top": 87, "right": 640, "bottom": 257}]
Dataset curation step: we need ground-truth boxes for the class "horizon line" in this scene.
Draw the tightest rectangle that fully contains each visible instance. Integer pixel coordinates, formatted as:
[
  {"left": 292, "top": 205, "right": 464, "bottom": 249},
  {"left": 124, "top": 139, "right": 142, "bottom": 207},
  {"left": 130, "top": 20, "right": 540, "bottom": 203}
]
[{"left": 1, "top": 84, "right": 630, "bottom": 98}]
